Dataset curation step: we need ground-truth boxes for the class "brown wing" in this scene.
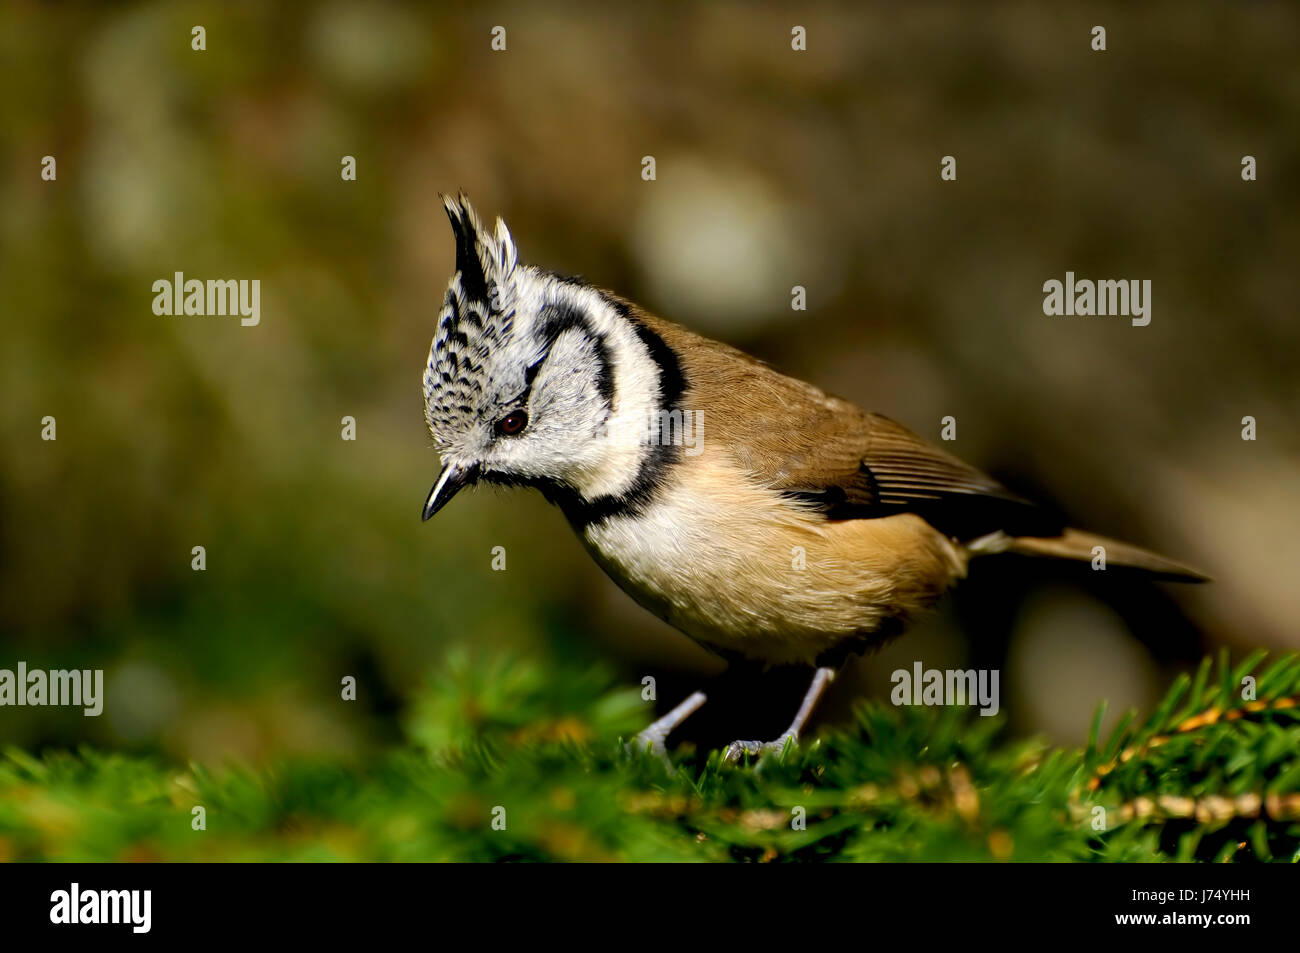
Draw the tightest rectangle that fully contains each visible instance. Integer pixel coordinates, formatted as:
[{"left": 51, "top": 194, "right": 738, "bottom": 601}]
[
  {"left": 642, "top": 310, "right": 1058, "bottom": 539},
  {"left": 766, "top": 410, "right": 1060, "bottom": 538}
]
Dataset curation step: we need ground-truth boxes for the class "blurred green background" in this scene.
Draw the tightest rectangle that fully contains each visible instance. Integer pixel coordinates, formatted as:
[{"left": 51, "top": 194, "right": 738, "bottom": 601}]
[{"left": 2, "top": 1, "right": 1297, "bottom": 764}]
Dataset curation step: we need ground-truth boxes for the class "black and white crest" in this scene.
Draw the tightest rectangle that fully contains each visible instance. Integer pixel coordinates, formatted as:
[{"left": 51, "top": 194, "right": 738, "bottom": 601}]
[
  {"left": 420, "top": 194, "right": 681, "bottom": 522},
  {"left": 422, "top": 194, "right": 522, "bottom": 447}
]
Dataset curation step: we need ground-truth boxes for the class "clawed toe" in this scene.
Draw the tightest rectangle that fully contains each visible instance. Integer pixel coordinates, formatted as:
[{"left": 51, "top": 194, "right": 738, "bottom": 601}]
[
  {"left": 626, "top": 690, "right": 707, "bottom": 763},
  {"left": 626, "top": 731, "right": 668, "bottom": 759},
  {"left": 722, "top": 733, "right": 796, "bottom": 764}
]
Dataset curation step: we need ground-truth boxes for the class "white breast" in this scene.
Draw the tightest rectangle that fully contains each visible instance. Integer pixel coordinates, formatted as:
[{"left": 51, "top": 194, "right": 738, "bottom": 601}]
[{"left": 579, "top": 448, "right": 967, "bottom": 666}]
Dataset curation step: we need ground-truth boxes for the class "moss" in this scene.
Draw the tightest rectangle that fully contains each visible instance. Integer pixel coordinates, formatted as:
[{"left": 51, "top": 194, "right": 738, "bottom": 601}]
[{"left": 2, "top": 651, "right": 1297, "bottom": 862}]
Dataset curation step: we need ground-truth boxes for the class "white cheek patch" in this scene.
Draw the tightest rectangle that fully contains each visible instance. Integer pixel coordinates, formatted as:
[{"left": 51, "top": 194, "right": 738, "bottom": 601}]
[
  {"left": 531, "top": 329, "right": 607, "bottom": 430},
  {"left": 506, "top": 284, "right": 666, "bottom": 502},
  {"left": 571, "top": 318, "right": 663, "bottom": 501}
]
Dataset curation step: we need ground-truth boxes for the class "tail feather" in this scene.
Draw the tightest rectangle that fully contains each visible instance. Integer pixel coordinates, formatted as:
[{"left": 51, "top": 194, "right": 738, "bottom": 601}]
[{"left": 998, "top": 528, "right": 1208, "bottom": 582}]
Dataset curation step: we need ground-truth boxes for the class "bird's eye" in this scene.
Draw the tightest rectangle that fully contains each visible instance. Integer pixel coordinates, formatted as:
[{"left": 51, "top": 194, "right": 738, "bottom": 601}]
[{"left": 496, "top": 410, "right": 529, "bottom": 436}]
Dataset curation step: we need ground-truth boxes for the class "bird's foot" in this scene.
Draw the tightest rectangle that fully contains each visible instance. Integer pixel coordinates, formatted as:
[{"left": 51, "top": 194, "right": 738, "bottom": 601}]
[
  {"left": 722, "top": 730, "right": 797, "bottom": 764},
  {"left": 626, "top": 727, "right": 668, "bottom": 759},
  {"left": 625, "top": 690, "right": 708, "bottom": 764}
]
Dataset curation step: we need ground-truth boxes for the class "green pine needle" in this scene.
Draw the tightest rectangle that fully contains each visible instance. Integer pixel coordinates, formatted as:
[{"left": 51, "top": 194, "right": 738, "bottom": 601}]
[{"left": 1, "top": 652, "right": 1297, "bottom": 862}]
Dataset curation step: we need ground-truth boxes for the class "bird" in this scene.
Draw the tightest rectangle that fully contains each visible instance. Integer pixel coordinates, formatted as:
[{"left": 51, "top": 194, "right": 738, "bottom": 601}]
[{"left": 420, "top": 194, "right": 1206, "bottom": 762}]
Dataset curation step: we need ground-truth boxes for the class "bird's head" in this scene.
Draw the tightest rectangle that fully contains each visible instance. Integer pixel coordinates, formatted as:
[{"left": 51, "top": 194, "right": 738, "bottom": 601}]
[{"left": 421, "top": 195, "right": 680, "bottom": 522}]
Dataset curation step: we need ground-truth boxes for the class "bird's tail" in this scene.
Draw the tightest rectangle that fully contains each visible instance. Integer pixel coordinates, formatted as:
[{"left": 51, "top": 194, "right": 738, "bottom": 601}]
[{"left": 968, "top": 528, "right": 1208, "bottom": 582}]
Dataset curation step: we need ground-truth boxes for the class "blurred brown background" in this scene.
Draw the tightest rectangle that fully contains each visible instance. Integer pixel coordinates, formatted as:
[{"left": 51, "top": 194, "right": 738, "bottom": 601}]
[{"left": 1, "top": 1, "right": 1297, "bottom": 760}]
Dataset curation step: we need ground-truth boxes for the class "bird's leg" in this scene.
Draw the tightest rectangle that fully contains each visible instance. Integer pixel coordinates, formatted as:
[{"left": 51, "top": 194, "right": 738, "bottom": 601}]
[
  {"left": 723, "top": 666, "right": 836, "bottom": 763},
  {"left": 628, "top": 690, "right": 707, "bottom": 757}
]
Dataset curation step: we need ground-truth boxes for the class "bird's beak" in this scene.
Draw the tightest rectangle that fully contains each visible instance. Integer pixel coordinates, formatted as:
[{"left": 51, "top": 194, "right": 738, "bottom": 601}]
[{"left": 421, "top": 462, "right": 480, "bottom": 521}]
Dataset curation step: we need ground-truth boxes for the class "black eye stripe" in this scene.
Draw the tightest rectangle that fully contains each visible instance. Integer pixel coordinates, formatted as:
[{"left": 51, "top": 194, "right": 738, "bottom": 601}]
[
  {"left": 522, "top": 357, "right": 545, "bottom": 390},
  {"left": 489, "top": 304, "right": 613, "bottom": 425}
]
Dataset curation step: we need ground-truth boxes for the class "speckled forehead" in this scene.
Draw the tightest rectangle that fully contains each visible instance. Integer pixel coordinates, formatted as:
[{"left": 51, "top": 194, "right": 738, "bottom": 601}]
[{"left": 423, "top": 195, "right": 528, "bottom": 444}]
